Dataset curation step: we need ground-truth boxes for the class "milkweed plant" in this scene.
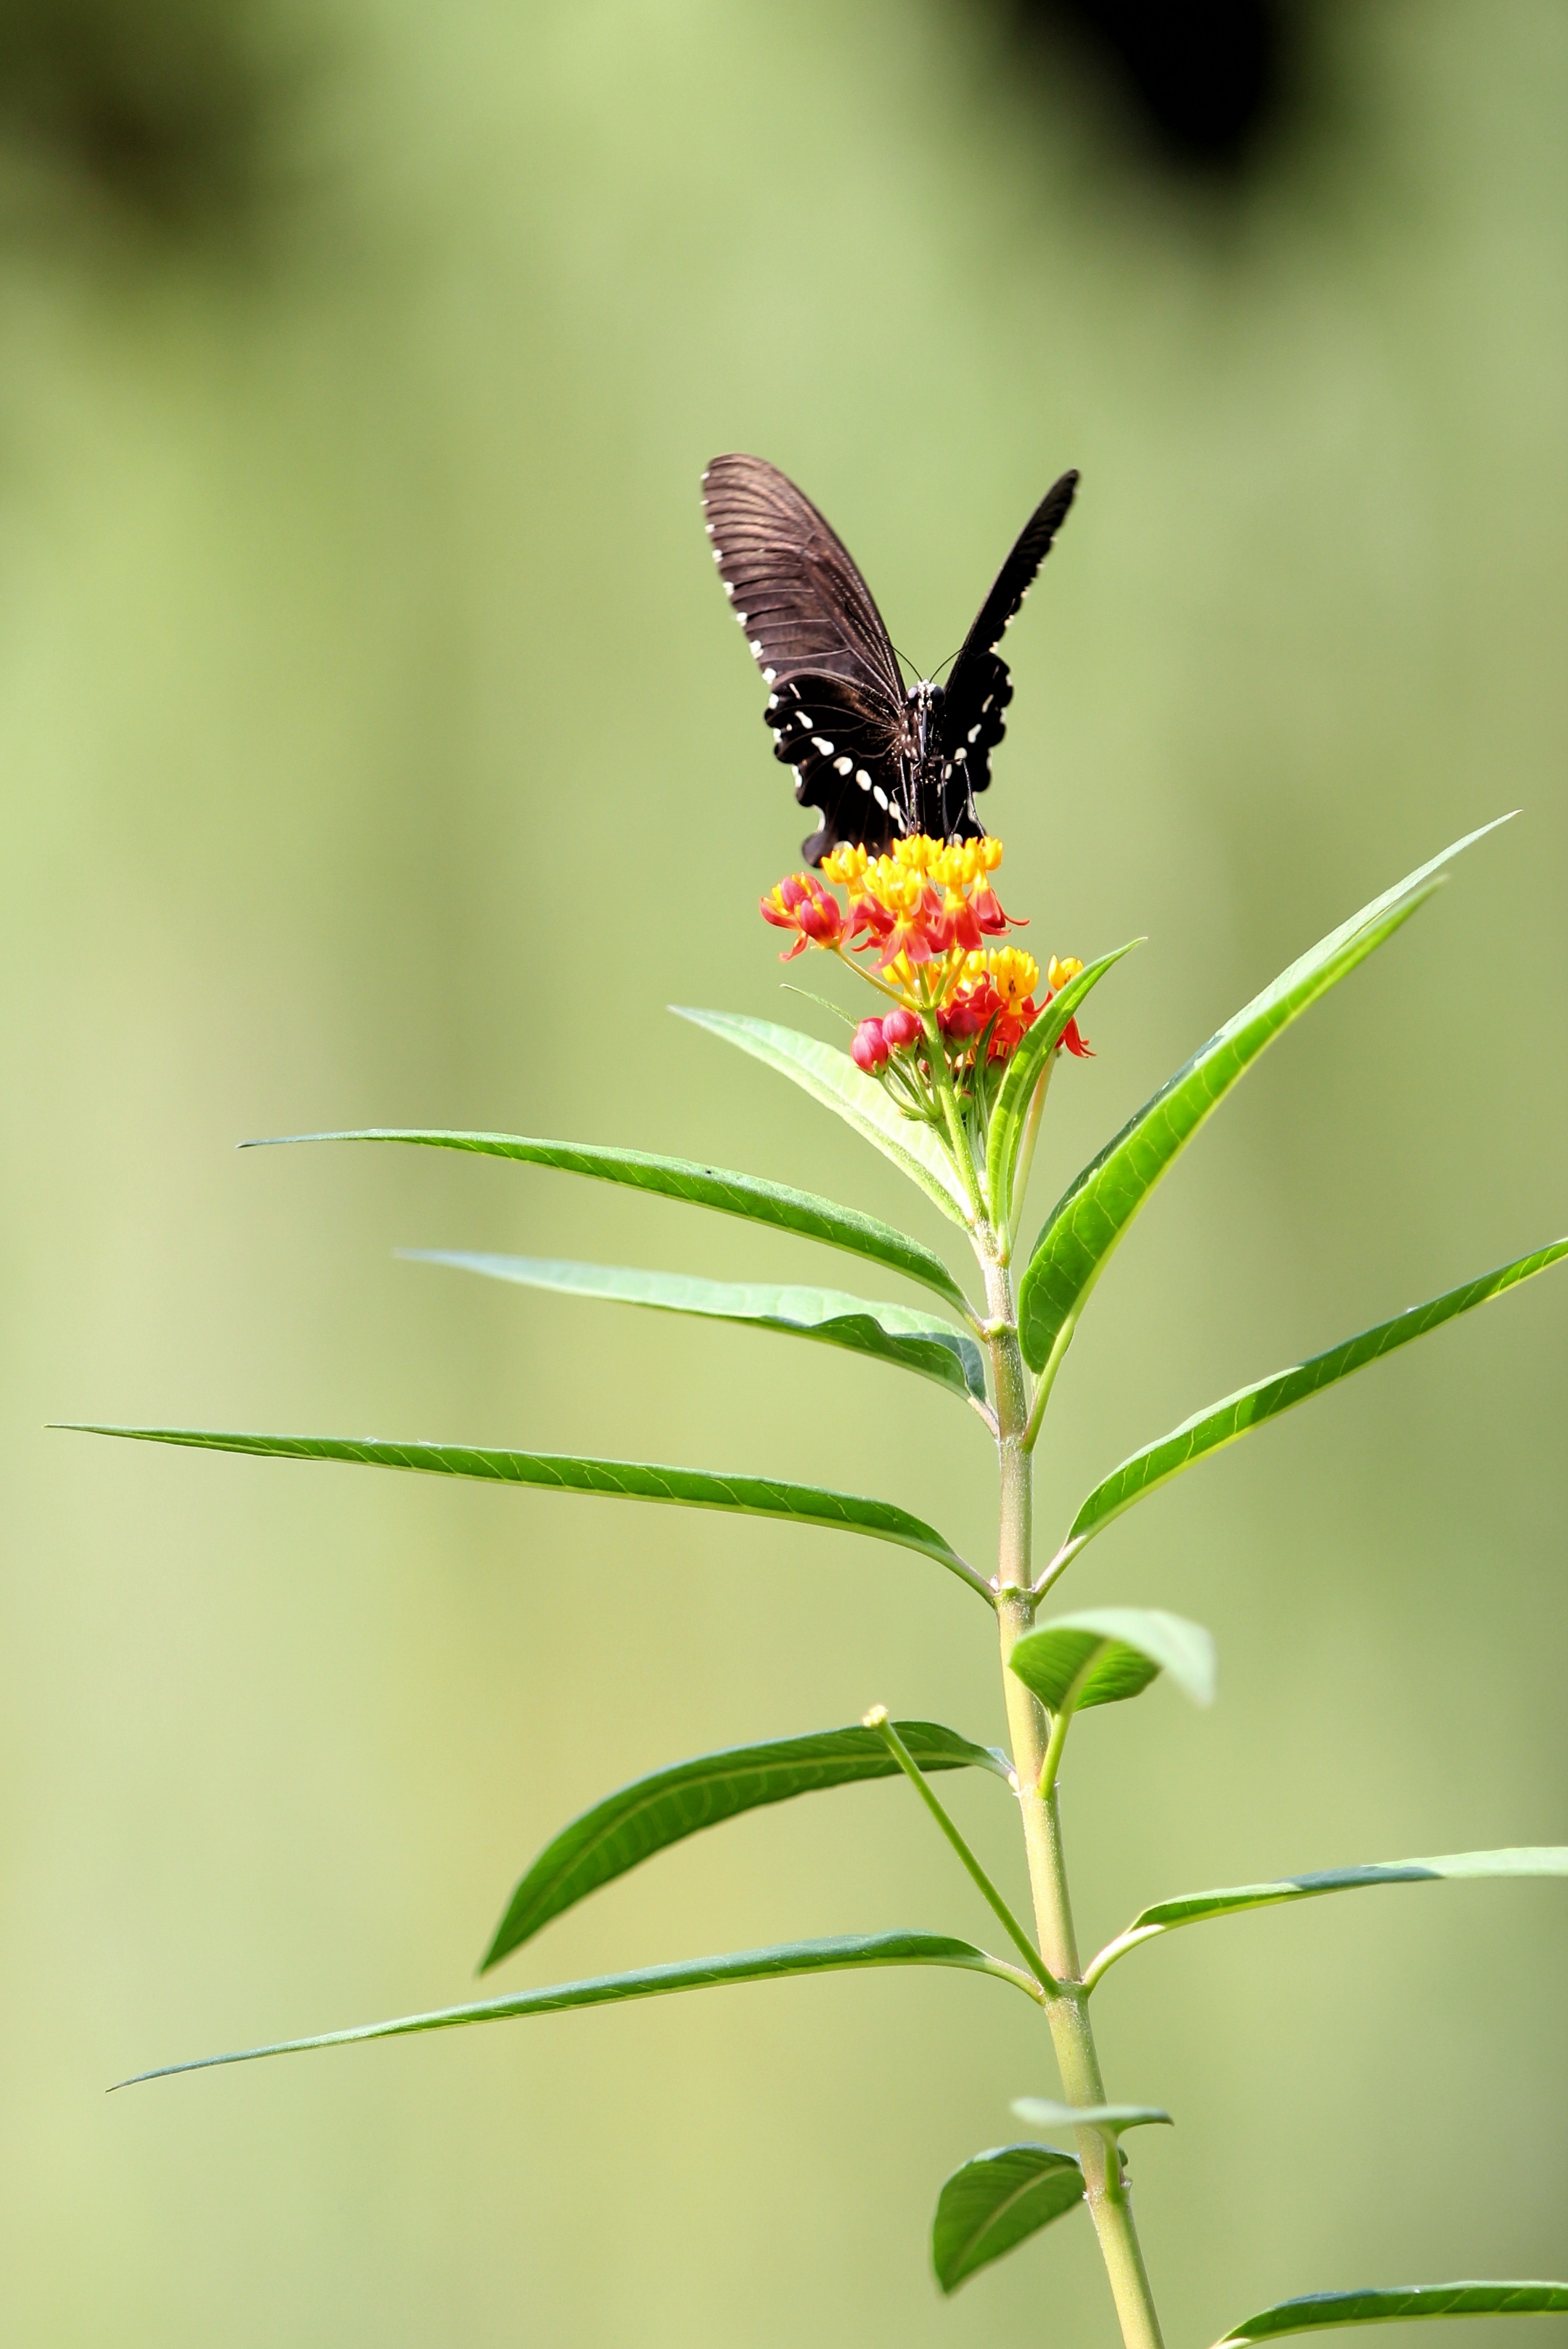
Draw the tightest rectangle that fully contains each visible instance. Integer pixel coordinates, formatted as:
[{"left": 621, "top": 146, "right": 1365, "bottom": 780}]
[{"left": 75, "top": 813, "right": 1568, "bottom": 2349}]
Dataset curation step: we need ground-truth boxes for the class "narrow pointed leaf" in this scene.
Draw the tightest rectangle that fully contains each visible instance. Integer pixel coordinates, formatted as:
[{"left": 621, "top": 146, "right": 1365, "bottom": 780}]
[
  {"left": 404, "top": 1253, "right": 987, "bottom": 1404},
  {"left": 1017, "top": 818, "right": 1511, "bottom": 1373},
  {"left": 1214, "top": 2285, "right": 1568, "bottom": 2348},
  {"left": 1054, "top": 1238, "right": 1568, "bottom": 1575},
  {"left": 1085, "top": 1847, "right": 1568, "bottom": 1987},
  {"left": 1009, "top": 1608, "right": 1217, "bottom": 1713},
  {"left": 986, "top": 943, "right": 1140, "bottom": 1234},
  {"left": 484, "top": 1720, "right": 1012, "bottom": 1969},
  {"left": 932, "top": 2144, "right": 1085, "bottom": 2293},
  {"left": 62, "top": 1427, "right": 992, "bottom": 1601},
  {"left": 1012, "top": 2098, "right": 1172, "bottom": 2133},
  {"left": 242, "top": 1129, "right": 972, "bottom": 1315},
  {"left": 671, "top": 1006, "right": 973, "bottom": 1225},
  {"left": 113, "top": 1931, "right": 1038, "bottom": 2088}
]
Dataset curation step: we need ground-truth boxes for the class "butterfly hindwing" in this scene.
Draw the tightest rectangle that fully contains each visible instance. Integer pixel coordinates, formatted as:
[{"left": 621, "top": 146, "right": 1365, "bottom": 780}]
[{"left": 766, "top": 675, "right": 907, "bottom": 862}]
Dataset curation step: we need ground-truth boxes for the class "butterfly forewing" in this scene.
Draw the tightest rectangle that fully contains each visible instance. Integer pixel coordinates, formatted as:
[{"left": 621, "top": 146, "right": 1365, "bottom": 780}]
[
  {"left": 702, "top": 455, "right": 905, "bottom": 701},
  {"left": 942, "top": 468, "right": 1079, "bottom": 805}
]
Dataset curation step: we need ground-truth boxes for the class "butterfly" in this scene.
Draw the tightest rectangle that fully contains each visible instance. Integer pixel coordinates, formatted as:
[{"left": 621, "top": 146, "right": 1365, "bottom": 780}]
[{"left": 702, "top": 453, "right": 1078, "bottom": 864}]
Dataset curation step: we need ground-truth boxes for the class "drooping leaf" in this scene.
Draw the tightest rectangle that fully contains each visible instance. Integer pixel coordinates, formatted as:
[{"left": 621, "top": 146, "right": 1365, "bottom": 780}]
[
  {"left": 1213, "top": 2285, "right": 1568, "bottom": 2348},
  {"left": 61, "top": 1427, "right": 993, "bottom": 1602},
  {"left": 1010, "top": 2098, "right": 1173, "bottom": 2133},
  {"left": 484, "top": 1721, "right": 1011, "bottom": 1970},
  {"left": 1016, "top": 818, "right": 1511, "bottom": 1376},
  {"left": 986, "top": 943, "right": 1140, "bottom": 1237},
  {"left": 671, "top": 1007, "right": 974, "bottom": 1226},
  {"left": 931, "top": 2144, "right": 1085, "bottom": 2293},
  {"left": 241, "top": 1129, "right": 973, "bottom": 1316},
  {"left": 1008, "top": 1608, "right": 1217, "bottom": 1714},
  {"left": 1085, "top": 1847, "right": 1568, "bottom": 1987},
  {"left": 113, "top": 1931, "right": 1042, "bottom": 2089},
  {"left": 403, "top": 1253, "right": 987, "bottom": 1406},
  {"left": 1050, "top": 1237, "right": 1568, "bottom": 1578}
]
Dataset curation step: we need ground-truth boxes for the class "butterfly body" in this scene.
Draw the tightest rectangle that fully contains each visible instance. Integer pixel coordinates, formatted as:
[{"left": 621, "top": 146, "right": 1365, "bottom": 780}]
[{"left": 703, "top": 454, "right": 1078, "bottom": 862}]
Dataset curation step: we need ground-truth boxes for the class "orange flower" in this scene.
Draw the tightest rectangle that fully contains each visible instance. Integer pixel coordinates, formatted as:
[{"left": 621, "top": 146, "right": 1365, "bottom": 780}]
[{"left": 759, "top": 873, "right": 845, "bottom": 959}]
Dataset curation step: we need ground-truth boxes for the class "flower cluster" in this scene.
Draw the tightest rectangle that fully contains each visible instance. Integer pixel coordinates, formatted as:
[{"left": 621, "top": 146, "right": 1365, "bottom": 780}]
[{"left": 759, "top": 834, "right": 1091, "bottom": 1072}]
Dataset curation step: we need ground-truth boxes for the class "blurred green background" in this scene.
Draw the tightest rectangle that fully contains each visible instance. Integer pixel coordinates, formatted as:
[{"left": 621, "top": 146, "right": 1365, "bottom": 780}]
[{"left": 1, "top": 1, "right": 1563, "bottom": 2341}]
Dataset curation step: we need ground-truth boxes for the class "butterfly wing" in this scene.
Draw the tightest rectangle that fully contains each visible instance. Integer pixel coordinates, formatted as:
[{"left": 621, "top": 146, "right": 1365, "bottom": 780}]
[
  {"left": 703, "top": 453, "right": 909, "bottom": 859},
  {"left": 940, "top": 469, "right": 1079, "bottom": 816},
  {"left": 767, "top": 675, "right": 908, "bottom": 863}
]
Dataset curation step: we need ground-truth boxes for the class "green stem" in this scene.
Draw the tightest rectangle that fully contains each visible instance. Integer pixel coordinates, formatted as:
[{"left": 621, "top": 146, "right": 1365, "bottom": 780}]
[
  {"left": 1033, "top": 1642, "right": 1107, "bottom": 1803},
  {"left": 1005, "top": 1051, "right": 1056, "bottom": 1261},
  {"left": 981, "top": 1240, "right": 1166, "bottom": 2349},
  {"left": 863, "top": 1709, "right": 1058, "bottom": 1995},
  {"left": 923, "top": 1012, "right": 986, "bottom": 1223}
]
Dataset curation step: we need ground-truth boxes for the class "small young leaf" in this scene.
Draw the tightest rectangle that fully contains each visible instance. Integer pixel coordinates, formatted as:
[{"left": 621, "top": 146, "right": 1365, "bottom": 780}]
[
  {"left": 1009, "top": 1608, "right": 1217, "bottom": 1713},
  {"left": 931, "top": 2144, "right": 1085, "bottom": 2293},
  {"left": 404, "top": 1253, "right": 987, "bottom": 1404},
  {"left": 1016, "top": 818, "right": 1512, "bottom": 1376},
  {"left": 1050, "top": 1237, "right": 1568, "bottom": 1577},
  {"left": 985, "top": 943, "right": 1140, "bottom": 1235},
  {"left": 243, "top": 1130, "right": 973, "bottom": 1315},
  {"left": 1084, "top": 1847, "right": 1568, "bottom": 1987},
  {"left": 60, "top": 1427, "right": 993, "bottom": 1602},
  {"left": 671, "top": 1007, "right": 974, "bottom": 1226},
  {"left": 1213, "top": 2285, "right": 1568, "bottom": 2348},
  {"left": 1012, "top": 2097, "right": 1172, "bottom": 2133},
  {"left": 484, "top": 1720, "right": 1011, "bottom": 1969},
  {"left": 113, "top": 1931, "right": 1040, "bottom": 2089}
]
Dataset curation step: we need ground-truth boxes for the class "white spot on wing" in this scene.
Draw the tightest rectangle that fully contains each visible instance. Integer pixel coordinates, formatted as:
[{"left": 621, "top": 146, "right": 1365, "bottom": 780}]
[
  {"left": 812, "top": 737, "right": 835, "bottom": 755},
  {"left": 873, "top": 786, "right": 889, "bottom": 810},
  {"left": 856, "top": 770, "right": 872, "bottom": 790},
  {"left": 749, "top": 640, "right": 764, "bottom": 657},
  {"left": 955, "top": 747, "right": 968, "bottom": 764},
  {"left": 967, "top": 724, "right": 981, "bottom": 744},
  {"left": 763, "top": 667, "right": 776, "bottom": 683},
  {"left": 833, "top": 756, "right": 852, "bottom": 775}
]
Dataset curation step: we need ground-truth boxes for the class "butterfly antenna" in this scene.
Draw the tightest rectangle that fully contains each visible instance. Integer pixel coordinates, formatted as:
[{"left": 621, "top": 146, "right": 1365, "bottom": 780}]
[
  {"left": 931, "top": 643, "right": 964, "bottom": 683},
  {"left": 890, "top": 640, "right": 920, "bottom": 684}
]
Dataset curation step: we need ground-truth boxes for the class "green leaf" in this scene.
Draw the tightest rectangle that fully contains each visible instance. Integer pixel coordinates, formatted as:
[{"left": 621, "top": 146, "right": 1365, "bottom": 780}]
[
  {"left": 931, "top": 2144, "right": 1085, "bottom": 2293},
  {"left": 1085, "top": 1847, "right": 1568, "bottom": 1987},
  {"left": 671, "top": 1007, "right": 973, "bottom": 1226},
  {"left": 1051, "top": 1237, "right": 1568, "bottom": 1578},
  {"left": 1016, "top": 818, "right": 1512, "bottom": 1376},
  {"left": 112, "top": 1931, "right": 1042, "bottom": 2089},
  {"left": 1213, "top": 2286, "right": 1568, "bottom": 2348},
  {"left": 61, "top": 1425, "right": 993, "bottom": 1602},
  {"left": 242, "top": 1129, "right": 973, "bottom": 1316},
  {"left": 1008, "top": 1608, "right": 1217, "bottom": 1713},
  {"left": 484, "top": 1721, "right": 1012, "bottom": 1970},
  {"left": 985, "top": 943, "right": 1140, "bottom": 1236},
  {"left": 1012, "top": 2098, "right": 1173, "bottom": 2133},
  {"left": 403, "top": 1253, "right": 988, "bottom": 1406}
]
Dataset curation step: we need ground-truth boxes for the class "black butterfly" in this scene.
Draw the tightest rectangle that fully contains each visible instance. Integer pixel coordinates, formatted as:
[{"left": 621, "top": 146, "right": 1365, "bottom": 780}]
[{"left": 702, "top": 454, "right": 1078, "bottom": 864}]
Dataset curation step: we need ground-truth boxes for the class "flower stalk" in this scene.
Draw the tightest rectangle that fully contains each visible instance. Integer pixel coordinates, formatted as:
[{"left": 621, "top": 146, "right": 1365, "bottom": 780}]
[{"left": 757, "top": 831, "right": 1165, "bottom": 2342}]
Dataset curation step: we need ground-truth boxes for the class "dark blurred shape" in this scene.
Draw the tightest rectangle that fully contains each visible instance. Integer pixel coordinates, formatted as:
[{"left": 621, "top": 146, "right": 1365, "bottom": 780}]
[
  {"left": 0, "top": 0, "right": 291, "bottom": 234},
  {"left": 1023, "top": 0, "right": 1292, "bottom": 172}
]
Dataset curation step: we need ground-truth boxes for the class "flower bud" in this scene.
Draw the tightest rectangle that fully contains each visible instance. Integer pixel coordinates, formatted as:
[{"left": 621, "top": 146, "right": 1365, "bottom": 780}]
[
  {"left": 881, "top": 1004, "right": 920, "bottom": 1049},
  {"left": 851, "top": 1018, "right": 891, "bottom": 1072}
]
